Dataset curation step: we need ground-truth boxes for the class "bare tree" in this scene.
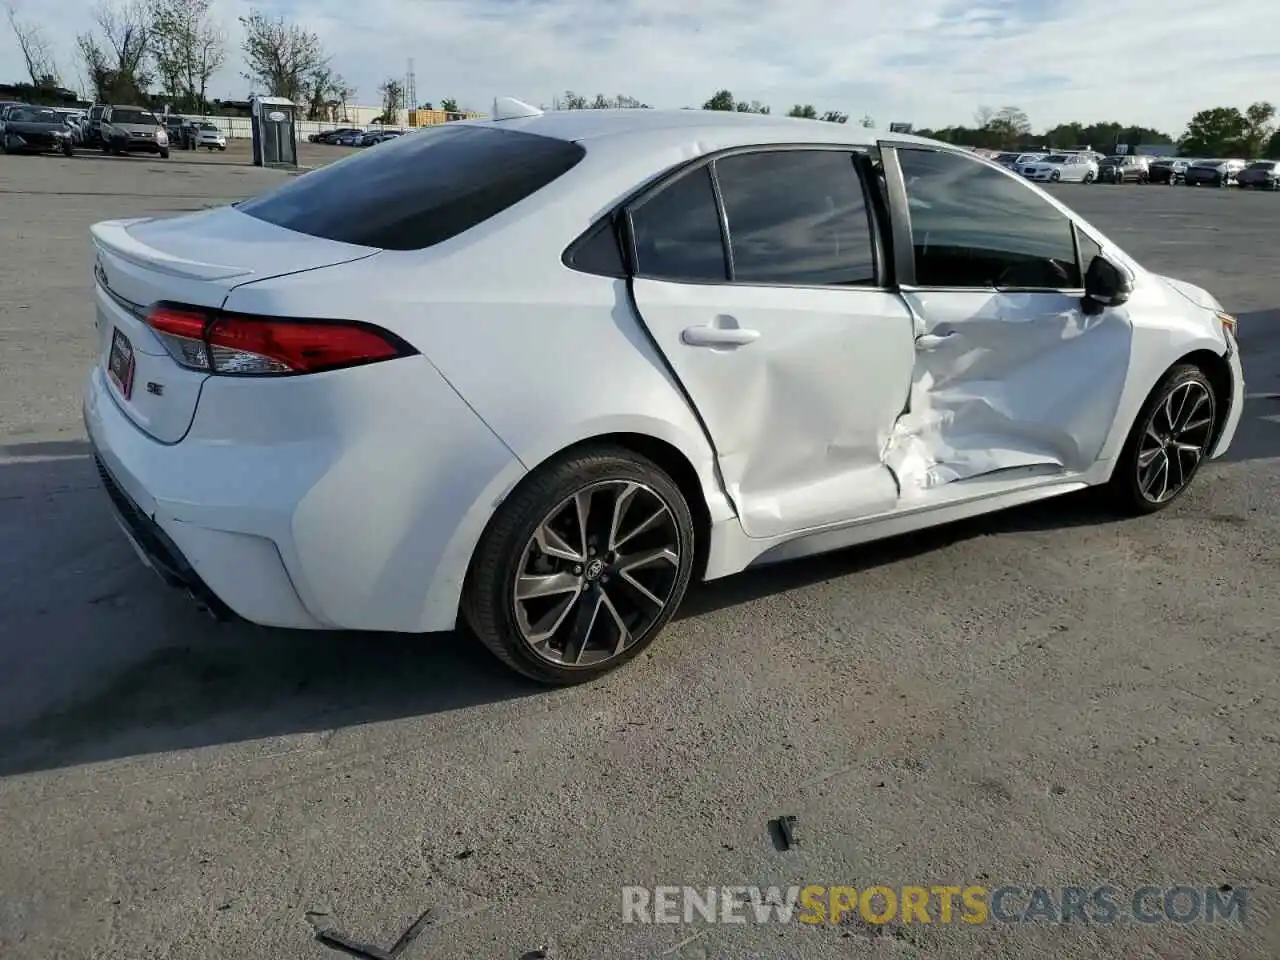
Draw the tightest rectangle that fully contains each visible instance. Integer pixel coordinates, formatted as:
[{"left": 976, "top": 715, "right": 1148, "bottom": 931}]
[
  {"left": 148, "top": 0, "right": 224, "bottom": 110},
  {"left": 77, "top": 0, "right": 153, "bottom": 102},
  {"left": 378, "top": 77, "right": 403, "bottom": 122},
  {"left": 974, "top": 105, "right": 995, "bottom": 129},
  {"left": 7, "top": 5, "right": 60, "bottom": 87},
  {"left": 238, "top": 9, "right": 326, "bottom": 104}
]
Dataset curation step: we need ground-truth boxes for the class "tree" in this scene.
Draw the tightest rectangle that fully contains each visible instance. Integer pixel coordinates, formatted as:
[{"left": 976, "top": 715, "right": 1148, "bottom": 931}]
[
  {"left": 378, "top": 77, "right": 403, "bottom": 122},
  {"left": 438, "top": 96, "right": 458, "bottom": 113},
  {"left": 1268, "top": 129, "right": 1280, "bottom": 159},
  {"left": 1241, "top": 101, "right": 1276, "bottom": 157},
  {"left": 557, "top": 91, "right": 649, "bottom": 109},
  {"left": 787, "top": 104, "right": 817, "bottom": 119},
  {"left": 147, "top": 0, "right": 224, "bottom": 110},
  {"left": 821, "top": 110, "right": 848, "bottom": 124},
  {"left": 734, "top": 99, "right": 770, "bottom": 114},
  {"left": 987, "top": 106, "right": 1030, "bottom": 142},
  {"left": 7, "top": 5, "right": 60, "bottom": 87},
  {"left": 1180, "top": 106, "right": 1246, "bottom": 156},
  {"left": 302, "top": 66, "right": 352, "bottom": 120},
  {"left": 974, "top": 106, "right": 995, "bottom": 129},
  {"left": 702, "top": 89, "right": 735, "bottom": 111},
  {"left": 238, "top": 9, "right": 325, "bottom": 104},
  {"left": 77, "top": 0, "right": 152, "bottom": 103}
]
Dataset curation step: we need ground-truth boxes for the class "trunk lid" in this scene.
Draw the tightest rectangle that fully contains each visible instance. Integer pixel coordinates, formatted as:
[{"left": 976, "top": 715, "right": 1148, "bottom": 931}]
[{"left": 90, "top": 206, "right": 378, "bottom": 443}]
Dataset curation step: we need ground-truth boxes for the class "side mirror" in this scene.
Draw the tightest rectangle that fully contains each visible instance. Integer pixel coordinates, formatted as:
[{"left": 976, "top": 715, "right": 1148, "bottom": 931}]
[{"left": 1082, "top": 254, "right": 1134, "bottom": 315}]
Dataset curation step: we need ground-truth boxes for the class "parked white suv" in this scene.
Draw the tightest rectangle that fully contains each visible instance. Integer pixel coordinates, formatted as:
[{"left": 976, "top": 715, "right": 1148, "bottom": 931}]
[{"left": 195, "top": 122, "right": 226, "bottom": 151}]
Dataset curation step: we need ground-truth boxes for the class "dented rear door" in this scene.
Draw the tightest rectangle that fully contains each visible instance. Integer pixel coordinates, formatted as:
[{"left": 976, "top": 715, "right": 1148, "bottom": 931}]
[{"left": 625, "top": 149, "right": 915, "bottom": 539}]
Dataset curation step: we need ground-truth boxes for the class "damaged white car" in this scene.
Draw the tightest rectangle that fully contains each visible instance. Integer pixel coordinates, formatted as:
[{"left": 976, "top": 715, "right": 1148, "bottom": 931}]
[{"left": 83, "top": 101, "right": 1244, "bottom": 685}]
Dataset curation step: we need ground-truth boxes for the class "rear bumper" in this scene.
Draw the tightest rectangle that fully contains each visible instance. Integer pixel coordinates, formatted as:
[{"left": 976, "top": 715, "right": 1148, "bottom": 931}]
[
  {"left": 82, "top": 354, "right": 527, "bottom": 634},
  {"left": 92, "top": 450, "right": 236, "bottom": 621}
]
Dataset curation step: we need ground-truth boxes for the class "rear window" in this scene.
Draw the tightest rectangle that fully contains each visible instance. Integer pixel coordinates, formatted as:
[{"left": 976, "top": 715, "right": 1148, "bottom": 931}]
[
  {"left": 237, "top": 124, "right": 586, "bottom": 251},
  {"left": 1248, "top": 161, "right": 1275, "bottom": 169}
]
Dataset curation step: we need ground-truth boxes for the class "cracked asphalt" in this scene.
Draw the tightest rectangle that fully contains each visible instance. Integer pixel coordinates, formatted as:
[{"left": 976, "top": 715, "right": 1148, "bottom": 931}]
[{"left": 1, "top": 146, "right": 1278, "bottom": 960}]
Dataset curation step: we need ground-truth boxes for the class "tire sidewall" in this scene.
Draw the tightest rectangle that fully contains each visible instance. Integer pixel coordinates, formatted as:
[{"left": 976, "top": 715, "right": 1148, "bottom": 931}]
[{"left": 463, "top": 447, "right": 697, "bottom": 684}]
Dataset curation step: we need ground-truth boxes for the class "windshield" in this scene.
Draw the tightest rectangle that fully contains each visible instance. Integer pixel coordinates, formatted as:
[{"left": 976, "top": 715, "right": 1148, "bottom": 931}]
[
  {"left": 1192, "top": 159, "right": 1222, "bottom": 167},
  {"left": 200, "top": 123, "right": 219, "bottom": 131},
  {"left": 110, "top": 109, "right": 157, "bottom": 125},
  {"left": 1042, "top": 155, "right": 1069, "bottom": 163},
  {"left": 8, "top": 107, "right": 61, "bottom": 123},
  {"left": 995, "top": 153, "right": 1019, "bottom": 161},
  {"left": 1247, "top": 161, "right": 1275, "bottom": 169}
]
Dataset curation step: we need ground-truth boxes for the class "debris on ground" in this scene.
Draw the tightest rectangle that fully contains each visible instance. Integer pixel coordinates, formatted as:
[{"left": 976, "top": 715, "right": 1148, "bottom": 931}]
[
  {"left": 770, "top": 815, "right": 800, "bottom": 851},
  {"left": 314, "top": 909, "right": 433, "bottom": 960}
]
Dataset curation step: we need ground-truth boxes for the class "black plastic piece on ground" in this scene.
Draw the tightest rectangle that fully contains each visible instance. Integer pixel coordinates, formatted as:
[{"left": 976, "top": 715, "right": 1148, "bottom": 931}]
[
  {"left": 770, "top": 815, "right": 800, "bottom": 851},
  {"left": 314, "top": 910, "right": 432, "bottom": 960}
]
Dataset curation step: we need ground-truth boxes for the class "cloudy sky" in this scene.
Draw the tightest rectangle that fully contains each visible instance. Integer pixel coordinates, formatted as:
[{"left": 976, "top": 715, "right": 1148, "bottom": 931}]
[{"left": 4, "top": 0, "right": 1279, "bottom": 136}]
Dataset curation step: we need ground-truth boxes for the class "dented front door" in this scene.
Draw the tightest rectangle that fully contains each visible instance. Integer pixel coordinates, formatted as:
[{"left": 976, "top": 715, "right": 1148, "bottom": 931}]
[{"left": 879, "top": 144, "right": 1134, "bottom": 499}]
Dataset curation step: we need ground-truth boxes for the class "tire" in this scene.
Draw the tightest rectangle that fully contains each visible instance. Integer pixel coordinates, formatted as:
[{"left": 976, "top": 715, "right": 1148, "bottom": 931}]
[
  {"left": 1050, "top": 170, "right": 1061, "bottom": 182},
  {"left": 159, "top": 149, "right": 169, "bottom": 159},
  {"left": 218, "top": 145, "right": 225, "bottom": 151},
  {"left": 1084, "top": 170, "right": 1096, "bottom": 184},
  {"left": 461, "top": 444, "right": 697, "bottom": 685},
  {"left": 1106, "top": 364, "right": 1218, "bottom": 515},
  {"left": 62, "top": 143, "right": 74, "bottom": 157}
]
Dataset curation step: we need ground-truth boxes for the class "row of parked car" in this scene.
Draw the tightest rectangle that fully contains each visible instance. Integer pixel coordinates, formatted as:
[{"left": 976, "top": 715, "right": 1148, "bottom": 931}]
[
  {"left": 0, "top": 101, "right": 228, "bottom": 159},
  {"left": 307, "top": 126, "right": 406, "bottom": 147},
  {"left": 989, "top": 149, "right": 1280, "bottom": 189}
]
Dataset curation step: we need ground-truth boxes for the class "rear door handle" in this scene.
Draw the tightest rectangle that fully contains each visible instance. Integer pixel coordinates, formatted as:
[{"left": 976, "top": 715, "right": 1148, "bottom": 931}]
[
  {"left": 681, "top": 325, "right": 761, "bottom": 347},
  {"left": 916, "top": 332, "right": 957, "bottom": 348}
]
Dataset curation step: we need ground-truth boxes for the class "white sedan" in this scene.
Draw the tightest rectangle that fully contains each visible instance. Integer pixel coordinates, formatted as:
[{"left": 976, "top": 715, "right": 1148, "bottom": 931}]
[
  {"left": 1019, "top": 152, "right": 1099, "bottom": 183},
  {"left": 83, "top": 100, "right": 1245, "bottom": 684}
]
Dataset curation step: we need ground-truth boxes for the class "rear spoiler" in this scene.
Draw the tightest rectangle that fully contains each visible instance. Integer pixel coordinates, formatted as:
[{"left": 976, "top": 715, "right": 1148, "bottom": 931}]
[{"left": 90, "top": 219, "right": 255, "bottom": 282}]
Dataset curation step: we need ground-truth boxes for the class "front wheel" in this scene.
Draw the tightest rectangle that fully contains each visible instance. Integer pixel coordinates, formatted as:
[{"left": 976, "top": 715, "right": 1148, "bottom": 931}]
[
  {"left": 62, "top": 143, "right": 74, "bottom": 157},
  {"left": 462, "top": 445, "right": 696, "bottom": 685},
  {"left": 159, "top": 149, "right": 169, "bottom": 159},
  {"left": 1084, "top": 170, "right": 1096, "bottom": 184},
  {"left": 1050, "top": 170, "right": 1061, "bottom": 182},
  {"left": 1107, "top": 364, "right": 1217, "bottom": 515}
]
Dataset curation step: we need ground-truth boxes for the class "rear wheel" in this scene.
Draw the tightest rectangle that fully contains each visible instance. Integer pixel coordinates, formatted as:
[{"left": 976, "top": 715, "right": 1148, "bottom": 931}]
[
  {"left": 462, "top": 445, "right": 696, "bottom": 685},
  {"left": 1084, "top": 170, "right": 1096, "bottom": 183},
  {"left": 1050, "top": 170, "right": 1061, "bottom": 182},
  {"left": 1107, "top": 364, "right": 1217, "bottom": 515}
]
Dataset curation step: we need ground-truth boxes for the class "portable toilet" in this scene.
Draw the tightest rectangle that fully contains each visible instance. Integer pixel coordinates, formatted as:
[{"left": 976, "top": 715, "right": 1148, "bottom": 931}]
[{"left": 250, "top": 96, "right": 298, "bottom": 168}]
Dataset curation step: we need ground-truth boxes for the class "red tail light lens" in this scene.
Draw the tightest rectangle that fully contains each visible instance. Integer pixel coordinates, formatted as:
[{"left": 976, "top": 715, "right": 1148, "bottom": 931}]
[{"left": 145, "top": 304, "right": 417, "bottom": 376}]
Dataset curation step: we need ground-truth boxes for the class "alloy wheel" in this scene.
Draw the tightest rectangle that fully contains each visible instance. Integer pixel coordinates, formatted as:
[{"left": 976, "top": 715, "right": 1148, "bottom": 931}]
[
  {"left": 512, "top": 480, "right": 682, "bottom": 667},
  {"left": 1135, "top": 379, "right": 1215, "bottom": 504}
]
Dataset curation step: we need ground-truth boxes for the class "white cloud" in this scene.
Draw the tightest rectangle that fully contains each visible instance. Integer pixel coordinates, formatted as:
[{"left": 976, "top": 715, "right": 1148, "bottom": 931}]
[{"left": 3, "top": 0, "right": 1279, "bottom": 136}]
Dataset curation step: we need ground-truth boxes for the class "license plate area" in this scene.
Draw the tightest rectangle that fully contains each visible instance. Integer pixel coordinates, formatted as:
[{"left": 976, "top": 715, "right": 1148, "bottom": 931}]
[{"left": 107, "top": 326, "right": 136, "bottom": 399}]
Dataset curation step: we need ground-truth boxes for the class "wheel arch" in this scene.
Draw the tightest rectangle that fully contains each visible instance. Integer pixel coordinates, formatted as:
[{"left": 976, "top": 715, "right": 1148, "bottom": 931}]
[
  {"left": 1177, "top": 348, "right": 1234, "bottom": 451},
  {"left": 466, "top": 431, "right": 719, "bottom": 590}
]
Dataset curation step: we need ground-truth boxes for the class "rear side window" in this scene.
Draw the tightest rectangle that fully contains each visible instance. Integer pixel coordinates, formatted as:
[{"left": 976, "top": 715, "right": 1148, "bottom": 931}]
[
  {"left": 237, "top": 125, "right": 586, "bottom": 251},
  {"left": 629, "top": 166, "right": 728, "bottom": 282}
]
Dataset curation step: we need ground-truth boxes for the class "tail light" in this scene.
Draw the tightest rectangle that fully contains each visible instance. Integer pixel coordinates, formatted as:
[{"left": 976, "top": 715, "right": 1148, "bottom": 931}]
[{"left": 145, "top": 304, "right": 418, "bottom": 376}]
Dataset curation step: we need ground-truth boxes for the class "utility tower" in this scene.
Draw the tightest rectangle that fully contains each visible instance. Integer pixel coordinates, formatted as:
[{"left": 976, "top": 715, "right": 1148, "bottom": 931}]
[{"left": 405, "top": 58, "right": 417, "bottom": 112}]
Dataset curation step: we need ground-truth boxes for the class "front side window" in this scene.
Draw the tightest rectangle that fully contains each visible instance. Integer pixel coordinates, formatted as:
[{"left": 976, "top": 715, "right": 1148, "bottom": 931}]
[
  {"left": 629, "top": 166, "right": 727, "bottom": 282},
  {"left": 897, "top": 147, "right": 1081, "bottom": 289},
  {"left": 713, "top": 150, "right": 877, "bottom": 286}
]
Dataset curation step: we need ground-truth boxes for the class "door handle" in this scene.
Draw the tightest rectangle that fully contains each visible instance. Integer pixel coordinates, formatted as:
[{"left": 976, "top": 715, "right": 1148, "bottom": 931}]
[
  {"left": 681, "top": 325, "right": 761, "bottom": 347},
  {"left": 916, "top": 332, "right": 957, "bottom": 348}
]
